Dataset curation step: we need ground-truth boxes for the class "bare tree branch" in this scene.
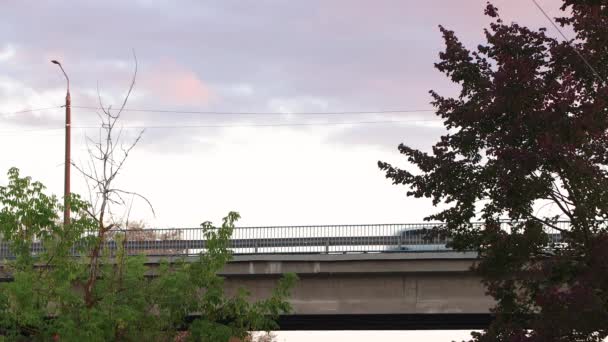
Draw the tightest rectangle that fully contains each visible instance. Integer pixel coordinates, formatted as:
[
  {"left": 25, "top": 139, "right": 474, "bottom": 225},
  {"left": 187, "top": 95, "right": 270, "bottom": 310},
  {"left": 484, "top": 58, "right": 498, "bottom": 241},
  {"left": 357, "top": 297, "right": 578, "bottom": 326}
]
[
  {"left": 116, "top": 49, "right": 138, "bottom": 117},
  {"left": 70, "top": 51, "right": 153, "bottom": 308},
  {"left": 111, "top": 189, "right": 156, "bottom": 217},
  {"left": 548, "top": 192, "right": 575, "bottom": 221},
  {"left": 529, "top": 215, "right": 568, "bottom": 233}
]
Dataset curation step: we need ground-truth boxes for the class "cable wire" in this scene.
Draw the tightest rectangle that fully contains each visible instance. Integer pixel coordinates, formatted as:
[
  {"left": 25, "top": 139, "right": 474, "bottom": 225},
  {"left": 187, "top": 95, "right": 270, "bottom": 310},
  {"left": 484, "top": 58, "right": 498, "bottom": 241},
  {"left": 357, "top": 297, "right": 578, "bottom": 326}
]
[
  {"left": 0, "top": 105, "right": 64, "bottom": 116},
  {"left": 0, "top": 118, "right": 442, "bottom": 135},
  {"left": 0, "top": 105, "right": 440, "bottom": 135},
  {"left": 73, "top": 119, "right": 441, "bottom": 129},
  {"left": 71, "top": 105, "right": 435, "bottom": 116},
  {"left": 1, "top": 104, "right": 436, "bottom": 117},
  {"left": 531, "top": 0, "right": 605, "bottom": 83}
]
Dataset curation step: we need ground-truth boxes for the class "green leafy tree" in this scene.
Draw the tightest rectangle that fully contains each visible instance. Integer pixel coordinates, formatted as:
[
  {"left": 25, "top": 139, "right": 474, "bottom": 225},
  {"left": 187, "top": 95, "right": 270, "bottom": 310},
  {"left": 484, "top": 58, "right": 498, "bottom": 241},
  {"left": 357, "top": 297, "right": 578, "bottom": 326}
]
[
  {"left": 379, "top": 1, "right": 608, "bottom": 341},
  {"left": 0, "top": 168, "right": 296, "bottom": 341}
]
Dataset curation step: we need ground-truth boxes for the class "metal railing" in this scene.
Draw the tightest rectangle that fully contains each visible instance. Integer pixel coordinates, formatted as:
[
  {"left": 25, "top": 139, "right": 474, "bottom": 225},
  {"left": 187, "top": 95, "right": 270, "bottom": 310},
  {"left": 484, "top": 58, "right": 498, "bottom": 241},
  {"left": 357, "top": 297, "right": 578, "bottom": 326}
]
[{"left": 0, "top": 222, "right": 567, "bottom": 258}]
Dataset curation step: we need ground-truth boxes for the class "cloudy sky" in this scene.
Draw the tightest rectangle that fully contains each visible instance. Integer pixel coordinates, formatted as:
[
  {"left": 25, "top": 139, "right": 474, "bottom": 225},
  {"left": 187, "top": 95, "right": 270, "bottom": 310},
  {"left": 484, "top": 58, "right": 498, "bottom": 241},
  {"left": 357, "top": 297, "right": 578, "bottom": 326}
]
[{"left": 1, "top": 0, "right": 564, "bottom": 340}]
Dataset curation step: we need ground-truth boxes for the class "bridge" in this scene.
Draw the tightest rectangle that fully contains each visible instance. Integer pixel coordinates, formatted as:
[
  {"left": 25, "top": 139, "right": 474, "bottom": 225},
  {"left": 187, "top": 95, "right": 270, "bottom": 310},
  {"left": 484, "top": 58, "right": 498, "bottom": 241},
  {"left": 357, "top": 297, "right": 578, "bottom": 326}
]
[
  {"left": 215, "top": 251, "right": 491, "bottom": 330},
  {"left": 0, "top": 222, "right": 565, "bottom": 330}
]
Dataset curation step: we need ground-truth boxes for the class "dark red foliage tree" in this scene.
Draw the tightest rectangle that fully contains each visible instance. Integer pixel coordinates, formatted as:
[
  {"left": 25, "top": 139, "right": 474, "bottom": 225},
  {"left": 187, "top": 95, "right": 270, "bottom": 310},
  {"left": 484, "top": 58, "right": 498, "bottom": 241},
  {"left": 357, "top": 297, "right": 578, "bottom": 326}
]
[{"left": 379, "top": 2, "right": 608, "bottom": 341}]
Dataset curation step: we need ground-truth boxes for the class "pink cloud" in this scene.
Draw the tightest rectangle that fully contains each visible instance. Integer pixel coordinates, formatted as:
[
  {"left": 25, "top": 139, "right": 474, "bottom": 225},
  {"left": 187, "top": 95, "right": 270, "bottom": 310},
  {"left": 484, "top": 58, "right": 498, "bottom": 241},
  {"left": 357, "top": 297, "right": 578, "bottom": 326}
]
[{"left": 142, "top": 60, "right": 214, "bottom": 105}]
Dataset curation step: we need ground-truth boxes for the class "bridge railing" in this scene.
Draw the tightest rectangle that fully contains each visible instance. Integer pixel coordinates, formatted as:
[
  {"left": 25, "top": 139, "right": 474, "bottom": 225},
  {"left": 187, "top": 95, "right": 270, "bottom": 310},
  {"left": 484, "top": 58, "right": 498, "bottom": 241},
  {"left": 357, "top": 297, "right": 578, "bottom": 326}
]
[{"left": 0, "top": 222, "right": 567, "bottom": 258}]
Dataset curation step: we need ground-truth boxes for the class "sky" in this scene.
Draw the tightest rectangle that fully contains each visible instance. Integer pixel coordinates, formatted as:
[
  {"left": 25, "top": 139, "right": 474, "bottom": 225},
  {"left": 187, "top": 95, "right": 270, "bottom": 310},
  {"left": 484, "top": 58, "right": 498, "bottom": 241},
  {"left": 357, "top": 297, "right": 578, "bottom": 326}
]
[{"left": 1, "top": 0, "right": 565, "bottom": 340}]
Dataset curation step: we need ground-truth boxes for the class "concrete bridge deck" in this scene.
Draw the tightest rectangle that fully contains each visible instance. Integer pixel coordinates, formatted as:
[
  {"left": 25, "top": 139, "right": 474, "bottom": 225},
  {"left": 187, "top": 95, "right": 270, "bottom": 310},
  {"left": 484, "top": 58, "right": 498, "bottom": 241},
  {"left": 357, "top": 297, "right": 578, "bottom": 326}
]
[
  {"left": 214, "top": 252, "right": 493, "bottom": 329},
  {"left": 0, "top": 251, "right": 492, "bottom": 330},
  {"left": 2, "top": 222, "right": 528, "bottom": 330}
]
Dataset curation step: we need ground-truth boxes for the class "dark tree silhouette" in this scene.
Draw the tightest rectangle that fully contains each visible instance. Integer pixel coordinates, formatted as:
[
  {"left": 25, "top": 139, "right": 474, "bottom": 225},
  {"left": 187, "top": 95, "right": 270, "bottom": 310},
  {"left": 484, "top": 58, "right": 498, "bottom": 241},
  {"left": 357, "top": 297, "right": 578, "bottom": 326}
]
[{"left": 379, "top": 2, "right": 608, "bottom": 341}]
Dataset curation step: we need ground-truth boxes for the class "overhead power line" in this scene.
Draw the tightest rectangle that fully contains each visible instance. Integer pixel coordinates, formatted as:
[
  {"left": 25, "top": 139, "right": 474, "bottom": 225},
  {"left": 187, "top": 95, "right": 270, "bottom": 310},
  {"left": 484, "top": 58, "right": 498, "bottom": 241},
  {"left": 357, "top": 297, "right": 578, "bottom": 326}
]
[
  {"left": 71, "top": 105, "right": 436, "bottom": 116},
  {"left": 2, "top": 104, "right": 437, "bottom": 117},
  {"left": 0, "top": 105, "right": 441, "bottom": 135},
  {"left": 73, "top": 119, "right": 441, "bottom": 129},
  {"left": 0, "top": 118, "right": 443, "bottom": 135},
  {"left": 0, "top": 105, "right": 63, "bottom": 116},
  {"left": 530, "top": 0, "right": 605, "bottom": 83}
]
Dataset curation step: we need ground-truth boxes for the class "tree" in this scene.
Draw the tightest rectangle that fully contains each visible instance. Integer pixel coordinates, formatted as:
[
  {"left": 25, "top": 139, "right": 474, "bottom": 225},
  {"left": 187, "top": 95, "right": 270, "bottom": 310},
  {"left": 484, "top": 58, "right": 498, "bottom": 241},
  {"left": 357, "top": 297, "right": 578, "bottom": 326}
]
[
  {"left": 0, "top": 54, "right": 295, "bottom": 341},
  {"left": 70, "top": 53, "right": 152, "bottom": 308},
  {"left": 379, "top": 2, "right": 608, "bottom": 341},
  {"left": 0, "top": 168, "right": 296, "bottom": 341}
]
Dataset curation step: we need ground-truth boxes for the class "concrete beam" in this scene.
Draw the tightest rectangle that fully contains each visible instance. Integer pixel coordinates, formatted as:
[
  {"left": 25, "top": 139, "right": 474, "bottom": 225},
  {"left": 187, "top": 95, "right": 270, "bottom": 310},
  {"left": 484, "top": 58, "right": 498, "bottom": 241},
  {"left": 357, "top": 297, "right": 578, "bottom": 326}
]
[
  {"left": 1, "top": 252, "right": 493, "bottom": 320},
  {"left": 216, "top": 252, "right": 493, "bottom": 316}
]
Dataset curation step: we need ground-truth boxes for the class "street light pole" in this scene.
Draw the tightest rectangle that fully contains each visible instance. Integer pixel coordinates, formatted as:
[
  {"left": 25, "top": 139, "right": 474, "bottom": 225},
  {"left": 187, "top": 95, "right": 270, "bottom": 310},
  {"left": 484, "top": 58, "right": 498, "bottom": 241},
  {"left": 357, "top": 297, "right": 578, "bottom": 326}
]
[{"left": 51, "top": 60, "right": 71, "bottom": 226}]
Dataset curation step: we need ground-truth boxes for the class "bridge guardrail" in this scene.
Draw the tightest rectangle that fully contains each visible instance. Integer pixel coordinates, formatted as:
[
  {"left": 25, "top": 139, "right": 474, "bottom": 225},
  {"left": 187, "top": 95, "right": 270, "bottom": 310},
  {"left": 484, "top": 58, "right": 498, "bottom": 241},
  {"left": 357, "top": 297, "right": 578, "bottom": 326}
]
[{"left": 0, "top": 222, "right": 567, "bottom": 258}]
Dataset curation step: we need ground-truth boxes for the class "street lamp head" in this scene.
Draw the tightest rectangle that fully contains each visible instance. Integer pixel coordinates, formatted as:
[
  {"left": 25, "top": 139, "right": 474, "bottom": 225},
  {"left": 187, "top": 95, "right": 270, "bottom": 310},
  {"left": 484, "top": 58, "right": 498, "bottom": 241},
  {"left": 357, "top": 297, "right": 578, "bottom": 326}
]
[{"left": 51, "top": 59, "right": 69, "bottom": 93}]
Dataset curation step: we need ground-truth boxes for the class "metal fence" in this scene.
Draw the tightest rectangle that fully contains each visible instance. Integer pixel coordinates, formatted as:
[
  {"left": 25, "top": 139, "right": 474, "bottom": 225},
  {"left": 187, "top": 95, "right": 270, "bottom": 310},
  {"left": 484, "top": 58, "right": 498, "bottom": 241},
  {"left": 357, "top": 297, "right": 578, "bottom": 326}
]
[{"left": 0, "top": 222, "right": 568, "bottom": 258}]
